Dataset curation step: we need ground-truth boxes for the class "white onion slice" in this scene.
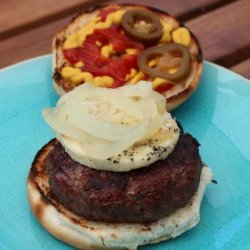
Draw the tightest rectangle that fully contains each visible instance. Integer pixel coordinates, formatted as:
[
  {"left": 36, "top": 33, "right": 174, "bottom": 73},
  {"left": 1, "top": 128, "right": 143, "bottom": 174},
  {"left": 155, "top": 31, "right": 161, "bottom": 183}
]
[
  {"left": 44, "top": 109, "right": 151, "bottom": 159},
  {"left": 43, "top": 81, "right": 170, "bottom": 159},
  {"left": 66, "top": 96, "right": 147, "bottom": 142}
]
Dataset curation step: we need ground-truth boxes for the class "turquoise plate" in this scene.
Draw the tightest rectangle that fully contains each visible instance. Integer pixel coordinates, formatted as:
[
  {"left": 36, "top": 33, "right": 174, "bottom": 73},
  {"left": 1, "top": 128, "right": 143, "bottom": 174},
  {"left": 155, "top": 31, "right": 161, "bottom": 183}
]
[{"left": 0, "top": 55, "right": 249, "bottom": 250}]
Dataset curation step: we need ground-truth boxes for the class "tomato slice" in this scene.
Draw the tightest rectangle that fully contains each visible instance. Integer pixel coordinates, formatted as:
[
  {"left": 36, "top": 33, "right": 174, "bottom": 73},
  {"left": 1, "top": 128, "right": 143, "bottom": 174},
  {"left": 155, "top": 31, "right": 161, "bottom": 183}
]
[{"left": 155, "top": 83, "right": 174, "bottom": 93}]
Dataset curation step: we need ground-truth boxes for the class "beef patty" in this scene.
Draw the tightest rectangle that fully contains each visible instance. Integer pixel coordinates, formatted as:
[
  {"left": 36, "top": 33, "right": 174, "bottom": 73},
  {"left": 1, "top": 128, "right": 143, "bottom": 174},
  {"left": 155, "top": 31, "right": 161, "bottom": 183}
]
[{"left": 46, "top": 132, "right": 203, "bottom": 223}]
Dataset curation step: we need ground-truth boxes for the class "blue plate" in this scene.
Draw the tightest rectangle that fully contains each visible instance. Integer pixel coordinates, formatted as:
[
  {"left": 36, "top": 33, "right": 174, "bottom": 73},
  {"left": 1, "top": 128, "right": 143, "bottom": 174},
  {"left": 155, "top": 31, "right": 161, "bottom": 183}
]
[{"left": 0, "top": 55, "right": 249, "bottom": 250}]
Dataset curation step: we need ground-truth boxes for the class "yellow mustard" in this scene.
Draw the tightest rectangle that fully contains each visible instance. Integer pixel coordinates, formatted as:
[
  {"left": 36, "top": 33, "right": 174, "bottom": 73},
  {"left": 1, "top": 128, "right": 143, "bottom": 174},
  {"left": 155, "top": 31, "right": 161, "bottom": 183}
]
[
  {"left": 71, "top": 72, "right": 94, "bottom": 84},
  {"left": 95, "top": 40, "right": 102, "bottom": 47},
  {"left": 93, "top": 76, "right": 114, "bottom": 87},
  {"left": 125, "top": 68, "right": 137, "bottom": 81},
  {"left": 172, "top": 27, "right": 191, "bottom": 46},
  {"left": 148, "top": 58, "right": 160, "bottom": 67},
  {"left": 101, "top": 44, "right": 114, "bottom": 57},
  {"left": 126, "top": 48, "right": 137, "bottom": 55},
  {"left": 160, "top": 22, "right": 173, "bottom": 43},
  {"left": 74, "top": 61, "right": 84, "bottom": 68},
  {"left": 130, "top": 71, "right": 144, "bottom": 84},
  {"left": 63, "top": 10, "right": 125, "bottom": 49},
  {"left": 61, "top": 65, "right": 114, "bottom": 87},
  {"left": 106, "top": 10, "right": 125, "bottom": 24},
  {"left": 61, "top": 67, "right": 81, "bottom": 79},
  {"left": 63, "top": 17, "right": 100, "bottom": 49}
]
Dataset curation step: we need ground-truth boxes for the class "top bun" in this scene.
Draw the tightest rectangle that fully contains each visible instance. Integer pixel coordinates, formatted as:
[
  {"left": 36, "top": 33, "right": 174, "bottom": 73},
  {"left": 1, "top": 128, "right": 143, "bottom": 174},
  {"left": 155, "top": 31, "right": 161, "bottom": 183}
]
[{"left": 52, "top": 4, "right": 203, "bottom": 111}]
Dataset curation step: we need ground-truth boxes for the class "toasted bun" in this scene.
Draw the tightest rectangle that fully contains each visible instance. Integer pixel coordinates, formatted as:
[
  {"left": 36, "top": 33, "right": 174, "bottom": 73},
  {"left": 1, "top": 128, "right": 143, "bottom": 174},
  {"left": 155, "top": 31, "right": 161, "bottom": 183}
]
[
  {"left": 52, "top": 4, "right": 203, "bottom": 111},
  {"left": 27, "top": 139, "right": 212, "bottom": 250}
]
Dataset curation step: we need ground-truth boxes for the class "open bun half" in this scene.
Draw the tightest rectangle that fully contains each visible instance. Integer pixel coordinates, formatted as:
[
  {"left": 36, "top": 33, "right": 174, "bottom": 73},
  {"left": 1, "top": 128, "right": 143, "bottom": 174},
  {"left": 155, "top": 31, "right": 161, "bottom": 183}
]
[
  {"left": 27, "top": 139, "right": 212, "bottom": 250},
  {"left": 52, "top": 4, "right": 203, "bottom": 111}
]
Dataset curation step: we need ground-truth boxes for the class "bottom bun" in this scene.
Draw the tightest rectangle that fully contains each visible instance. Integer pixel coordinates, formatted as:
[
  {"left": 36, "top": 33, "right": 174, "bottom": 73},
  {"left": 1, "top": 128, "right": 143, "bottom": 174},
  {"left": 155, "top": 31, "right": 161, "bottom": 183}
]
[{"left": 27, "top": 140, "right": 212, "bottom": 250}]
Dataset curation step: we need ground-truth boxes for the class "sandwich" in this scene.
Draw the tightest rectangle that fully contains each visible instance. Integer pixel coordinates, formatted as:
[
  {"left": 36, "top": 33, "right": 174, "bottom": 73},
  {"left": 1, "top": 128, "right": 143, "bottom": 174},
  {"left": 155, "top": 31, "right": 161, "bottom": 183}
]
[
  {"left": 52, "top": 4, "right": 203, "bottom": 111},
  {"left": 27, "top": 82, "right": 212, "bottom": 249}
]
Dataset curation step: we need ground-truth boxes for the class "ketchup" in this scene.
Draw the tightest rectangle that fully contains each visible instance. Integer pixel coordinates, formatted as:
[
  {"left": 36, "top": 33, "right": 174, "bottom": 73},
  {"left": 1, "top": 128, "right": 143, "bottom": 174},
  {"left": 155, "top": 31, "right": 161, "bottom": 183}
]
[{"left": 63, "top": 27, "right": 144, "bottom": 86}]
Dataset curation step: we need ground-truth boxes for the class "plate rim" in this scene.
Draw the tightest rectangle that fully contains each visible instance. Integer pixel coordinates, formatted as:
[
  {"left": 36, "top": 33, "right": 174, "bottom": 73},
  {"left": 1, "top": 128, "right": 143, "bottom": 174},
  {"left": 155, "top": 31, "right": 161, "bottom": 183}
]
[{"left": 0, "top": 54, "right": 250, "bottom": 250}]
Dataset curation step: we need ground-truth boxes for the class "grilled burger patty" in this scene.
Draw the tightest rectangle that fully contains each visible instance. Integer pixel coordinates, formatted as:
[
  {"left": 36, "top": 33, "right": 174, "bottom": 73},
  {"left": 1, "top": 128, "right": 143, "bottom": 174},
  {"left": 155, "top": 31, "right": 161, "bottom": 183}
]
[{"left": 46, "top": 132, "right": 202, "bottom": 223}]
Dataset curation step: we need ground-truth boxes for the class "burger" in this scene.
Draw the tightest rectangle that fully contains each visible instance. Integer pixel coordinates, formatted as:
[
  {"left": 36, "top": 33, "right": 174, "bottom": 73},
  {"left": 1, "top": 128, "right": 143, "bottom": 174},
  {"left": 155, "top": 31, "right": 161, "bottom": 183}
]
[
  {"left": 27, "top": 82, "right": 212, "bottom": 249},
  {"left": 52, "top": 4, "right": 203, "bottom": 111}
]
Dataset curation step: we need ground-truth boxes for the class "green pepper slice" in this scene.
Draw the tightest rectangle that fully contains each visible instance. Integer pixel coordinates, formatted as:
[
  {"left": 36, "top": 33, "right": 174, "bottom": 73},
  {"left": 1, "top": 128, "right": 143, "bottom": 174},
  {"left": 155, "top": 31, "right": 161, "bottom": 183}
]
[
  {"left": 121, "top": 9, "right": 163, "bottom": 44},
  {"left": 138, "top": 43, "right": 191, "bottom": 81}
]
